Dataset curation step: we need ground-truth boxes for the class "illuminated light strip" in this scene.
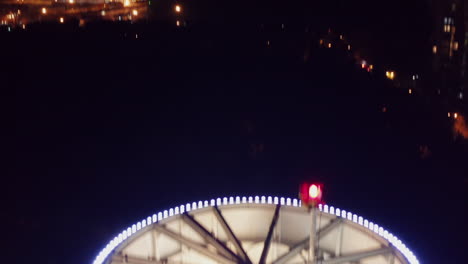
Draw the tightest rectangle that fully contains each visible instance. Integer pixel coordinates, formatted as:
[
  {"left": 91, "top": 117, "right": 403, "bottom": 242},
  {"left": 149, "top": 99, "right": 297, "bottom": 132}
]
[{"left": 92, "top": 196, "right": 420, "bottom": 264}]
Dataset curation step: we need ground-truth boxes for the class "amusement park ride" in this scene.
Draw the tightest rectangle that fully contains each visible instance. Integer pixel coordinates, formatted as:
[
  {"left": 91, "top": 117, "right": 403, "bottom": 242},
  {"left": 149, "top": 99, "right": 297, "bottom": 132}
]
[{"left": 93, "top": 183, "right": 419, "bottom": 264}]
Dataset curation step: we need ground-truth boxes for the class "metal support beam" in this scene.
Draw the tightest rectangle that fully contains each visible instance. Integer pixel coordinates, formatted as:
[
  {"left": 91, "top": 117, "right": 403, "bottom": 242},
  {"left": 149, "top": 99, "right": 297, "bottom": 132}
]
[
  {"left": 181, "top": 213, "right": 242, "bottom": 263},
  {"left": 322, "top": 247, "right": 393, "bottom": 264},
  {"left": 334, "top": 222, "right": 343, "bottom": 257},
  {"left": 309, "top": 207, "right": 317, "bottom": 264},
  {"left": 259, "top": 204, "right": 281, "bottom": 264},
  {"left": 111, "top": 254, "right": 172, "bottom": 264},
  {"left": 272, "top": 218, "right": 343, "bottom": 264},
  {"left": 213, "top": 206, "right": 252, "bottom": 264},
  {"left": 153, "top": 224, "right": 236, "bottom": 264}
]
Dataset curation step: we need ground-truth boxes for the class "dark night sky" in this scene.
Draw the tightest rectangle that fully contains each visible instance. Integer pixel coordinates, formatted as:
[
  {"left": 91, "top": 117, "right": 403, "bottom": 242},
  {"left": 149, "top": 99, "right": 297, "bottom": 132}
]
[{"left": 7, "top": 0, "right": 467, "bottom": 263}]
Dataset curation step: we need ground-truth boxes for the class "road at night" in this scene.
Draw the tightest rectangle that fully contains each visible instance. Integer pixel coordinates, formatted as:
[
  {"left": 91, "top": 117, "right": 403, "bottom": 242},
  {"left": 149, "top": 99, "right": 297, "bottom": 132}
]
[{"left": 6, "top": 1, "right": 467, "bottom": 264}]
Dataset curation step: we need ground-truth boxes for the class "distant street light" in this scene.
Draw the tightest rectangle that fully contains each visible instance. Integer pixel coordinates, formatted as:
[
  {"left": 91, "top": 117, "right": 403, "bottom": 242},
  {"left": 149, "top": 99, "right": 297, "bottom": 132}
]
[
  {"left": 385, "top": 71, "right": 395, "bottom": 80},
  {"left": 175, "top": 4, "right": 181, "bottom": 13},
  {"left": 41, "top": 7, "right": 47, "bottom": 15}
]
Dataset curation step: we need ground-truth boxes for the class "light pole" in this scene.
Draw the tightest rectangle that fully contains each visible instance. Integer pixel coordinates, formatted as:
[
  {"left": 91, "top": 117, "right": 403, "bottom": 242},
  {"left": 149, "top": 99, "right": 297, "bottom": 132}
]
[{"left": 300, "top": 183, "right": 323, "bottom": 264}]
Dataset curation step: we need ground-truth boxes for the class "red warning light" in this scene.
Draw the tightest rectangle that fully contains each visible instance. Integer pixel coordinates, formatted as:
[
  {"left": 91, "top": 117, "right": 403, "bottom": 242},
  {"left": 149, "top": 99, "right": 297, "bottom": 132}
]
[
  {"left": 309, "top": 184, "right": 319, "bottom": 198},
  {"left": 299, "top": 183, "right": 323, "bottom": 207}
]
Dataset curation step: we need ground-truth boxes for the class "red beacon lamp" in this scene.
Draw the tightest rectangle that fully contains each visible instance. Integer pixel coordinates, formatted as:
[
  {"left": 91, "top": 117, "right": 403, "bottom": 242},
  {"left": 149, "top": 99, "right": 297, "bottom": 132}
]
[
  {"left": 300, "top": 182, "right": 323, "bottom": 263},
  {"left": 299, "top": 183, "right": 323, "bottom": 208}
]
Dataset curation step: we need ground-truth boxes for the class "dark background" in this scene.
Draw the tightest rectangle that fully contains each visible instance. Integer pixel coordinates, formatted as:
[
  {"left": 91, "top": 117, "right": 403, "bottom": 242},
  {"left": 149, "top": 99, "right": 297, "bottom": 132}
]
[{"left": 7, "top": 0, "right": 467, "bottom": 263}]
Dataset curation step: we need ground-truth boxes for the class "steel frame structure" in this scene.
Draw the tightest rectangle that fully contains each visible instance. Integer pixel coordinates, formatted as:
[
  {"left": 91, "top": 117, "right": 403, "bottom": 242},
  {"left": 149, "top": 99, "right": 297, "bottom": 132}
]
[{"left": 93, "top": 196, "right": 419, "bottom": 264}]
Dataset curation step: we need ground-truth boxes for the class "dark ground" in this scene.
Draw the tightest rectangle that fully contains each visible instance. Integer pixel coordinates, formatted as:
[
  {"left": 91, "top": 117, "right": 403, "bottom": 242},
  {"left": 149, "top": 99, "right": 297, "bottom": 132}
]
[{"left": 5, "top": 1, "right": 468, "bottom": 263}]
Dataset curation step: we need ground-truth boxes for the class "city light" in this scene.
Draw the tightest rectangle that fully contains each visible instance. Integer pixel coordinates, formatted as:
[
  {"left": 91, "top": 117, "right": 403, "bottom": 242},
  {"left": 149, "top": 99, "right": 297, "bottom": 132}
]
[
  {"left": 386, "top": 71, "right": 395, "bottom": 80},
  {"left": 347, "top": 44, "right": 351, "bottom": 50},
  {"left": 132, "top": 9, "right": 138, "bottom": 16},
  {"left": 69, "top": 0, "right": 74, "bottom": 3},
  {"left": 41, "top": 7, "right": 47, "bottom": 15},
  {"left": 59, "top": 17, "right": 64, "bottom": 23},
  {"left": 176, "top": 20, "right": 180, "bottom": 27},
  {"left": 432, "top": 45, "right": 437, "bottom": 54},
  {"left": 328, "top": 43, "right": 332, "bottom": 48},
  {"left": 175, "top": 5, "right": 181, "bottom": 13},
  {"left": 408, "top": 89, "right": 412, "bottom": 94},
  {"left": 124, "top": 0, "right": 130, "bottom": 7},
  {"left": 454, "top": 113, "right": 458, "bottom": 119}
]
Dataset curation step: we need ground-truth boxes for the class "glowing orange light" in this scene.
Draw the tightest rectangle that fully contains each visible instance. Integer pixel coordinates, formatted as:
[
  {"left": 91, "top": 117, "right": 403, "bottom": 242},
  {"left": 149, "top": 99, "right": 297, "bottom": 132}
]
[
  {"left": 386, "top": 71, "right": 395, "bottom": 80},
  {"left": 59, "top": 17, "right": 64, "bottom": 23},
  {"left": 409, "top": 89, "right": 412, "bottom": 94},
  {"left": 132, "top": 9, "right": 138, "bottom": 16},
  {"left": 328, "top": 43, "right": 332, "bottom": 48},
  {"left": 176, "top": 20, "right": 180, "bottom": 26},
  {"left": 175, "top": 5, "right": 181, "bottom": 13},
  {"left": 69, "top": 0, "right": 74, "bottom": 3},
  {"left": 454, "top": 113, "right": 458, "bottom": 119},
  {"left": 41, "top": 7, "right": 46, "bottom": 14}
]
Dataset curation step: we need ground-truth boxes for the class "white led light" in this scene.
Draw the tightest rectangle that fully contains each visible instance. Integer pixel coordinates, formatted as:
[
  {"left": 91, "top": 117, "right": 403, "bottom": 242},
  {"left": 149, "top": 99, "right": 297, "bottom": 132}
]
[
  {"left": 336, "top": 208, "right": 341, "bottom": 217},
  {"left": 261, "top": 196, "right": 266, "bottom": 203},
  {"left": 242, "top": 197, "right": 247, "bottom": 203},
  {"left": 216, "top": 198, "right": 221, "bottom": 206},
  {"left": 329, "top": 206, "right": 334, "bottom": 215},
  {"left": 273, "top": 197, "right": 279, "bottom": 204},
  {"left": 223, "top": 197, "right": 228, "bottom": 205},
  {"left": 131, "top": 224, "right": 136, "bottom": 234},
  {"left": 186, "top": 203, "right": 191, "bottom": 211},
  {"left": 147, "top": 216, "right": 152, "bottom": 225},
  {"left": 280, "top": 197, "right": 285, "bottom": 205},
  {"left": 229, "top": 197, "right": 234, "bottom": 204},
  {"left": 175, "top": 207, "right": 179, "bottom": 215},
  {"left": 163, "top": 210, "right": 168, "bottom": 218},
  {"left": 347, "top": 212, "right": 352, "bottom": 220},
  {"left": 267, "top": 196, "right": 272, "bottom": 204},
  {"left": 248, "top": 196, "right": 253, "bottom": 203},
  {"left": 180, "top": 205, "right": 185, "bottom": 213},
  {"left": 158, "top": 212, "right": 163, "bottom": 220},
  {"left": 169, "top": 209, "right": 174, "bottom": 216},
  {"left": 210, "top": 199, "right": 215, "bottom": 206},
  {"left": 198, "top": 201, "right": 203, "bottom": 208},
  {"left": 318, "top": 204, "right": 323, "bottom": 211},
  {"left": 341, "top": 210, "right": 347, "bottom": 218},
  {"left": 293, "top": 199, "right": 298, "bottom": 207},
  {"left": 286, "top": 198, "right": 291, "bottom": 205},
  {"left": 137, "top": 222, "right": 141, "bottom": 230},
  {"left": 192, "top": 202, "right": 197, "bottom": 210},
  {"left": 255, "top": 196, "right": 260, "bottom": 203},
  {"left": 142, "top": 220, "right": 146, "bottom": 228},
  {"left": 235, "top": 197, "right": 240, "bottom": 204}
]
